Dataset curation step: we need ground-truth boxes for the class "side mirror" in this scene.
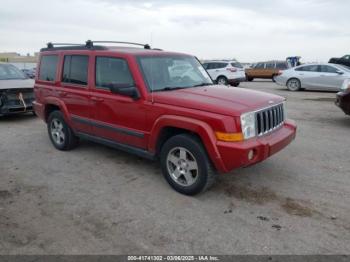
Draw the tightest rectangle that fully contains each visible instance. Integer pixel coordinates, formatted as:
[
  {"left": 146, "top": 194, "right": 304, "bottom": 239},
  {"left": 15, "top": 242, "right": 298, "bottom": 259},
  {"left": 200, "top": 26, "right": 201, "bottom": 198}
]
[
  {"left": 109, "top": 84, "right": 140, "bottom": 99},
  {"left": 336, "top": 70, "right": 344, "bottom": 75}
]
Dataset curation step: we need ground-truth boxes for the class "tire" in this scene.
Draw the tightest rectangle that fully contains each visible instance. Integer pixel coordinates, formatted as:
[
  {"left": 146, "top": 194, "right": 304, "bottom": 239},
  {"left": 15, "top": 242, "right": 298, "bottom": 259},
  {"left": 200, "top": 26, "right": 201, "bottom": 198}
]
[
  {"left": 47, "top": 111, "right": 79, "bottom": 150},
  {"left": 160, "top": 134, "right": 217, "bottom": 195},
  {"left": 247, "top": 77, "right": 254, "bottom": 82},
  {"left": 232, "top": 82, "right": 240, "bottom": 87},
  {"left": 217, "top": 76, "right": 228, "bottom": 85},
  {"left": 272, "top": 75, "right": 277, "bottom": 82},
  {"left": 286, "top": 78, "right": 301, "bottom": 91}
]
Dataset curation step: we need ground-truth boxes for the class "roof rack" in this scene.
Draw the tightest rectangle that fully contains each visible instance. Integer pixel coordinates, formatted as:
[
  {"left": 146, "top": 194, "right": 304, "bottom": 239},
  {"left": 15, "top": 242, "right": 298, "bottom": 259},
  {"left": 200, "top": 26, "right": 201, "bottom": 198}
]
[
  {"left": 41, "top": 42, "right": 107, "bottom": 52},
  {"left": 41, "top": 40, "right": 154, "bottom": 52},
  {"left": 86, "top": 40, "right": 151, "bottom": 49}
]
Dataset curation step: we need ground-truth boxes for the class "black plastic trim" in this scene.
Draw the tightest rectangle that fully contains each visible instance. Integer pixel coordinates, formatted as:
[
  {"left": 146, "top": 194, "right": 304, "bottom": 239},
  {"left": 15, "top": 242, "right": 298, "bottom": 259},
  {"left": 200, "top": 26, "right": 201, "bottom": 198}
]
[
  {"left": 71, "top": 115, "right": 144, "bottom": 138},
  {"left": 76, "top": 132, "right": 155, "bottom": 160}
]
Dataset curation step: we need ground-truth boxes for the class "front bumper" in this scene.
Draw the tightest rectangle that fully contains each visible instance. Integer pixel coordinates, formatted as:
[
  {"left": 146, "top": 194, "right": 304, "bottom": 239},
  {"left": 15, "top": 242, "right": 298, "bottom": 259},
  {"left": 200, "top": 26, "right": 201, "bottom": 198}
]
[
  {"left": 335, "top": 91, "right": 350, "bottom": 115},
  {"left": 0, "top": 99, "right": 34, "bottom": 116},
  {"left": 216, "top": 120, "right": 297, "bottom": 173}
]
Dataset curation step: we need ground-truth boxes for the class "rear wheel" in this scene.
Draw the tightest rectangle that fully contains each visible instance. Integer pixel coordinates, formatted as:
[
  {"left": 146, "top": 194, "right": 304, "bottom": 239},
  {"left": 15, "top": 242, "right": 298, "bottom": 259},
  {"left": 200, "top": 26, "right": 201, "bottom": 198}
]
[
  {"left": 217, "top": 76, "right": 228, "bottom": 85},
  {"left": 247, "top": 77, "right": 254, "bottom": 82},
  {"left": 286, "top": 78, "right": 301, "bottom": 91},
  {"left": 160, "top": 134, "right": 216, "bottom": 195},
  {"left": 47, "top": 111, "right": 79, "bottom": 150}
]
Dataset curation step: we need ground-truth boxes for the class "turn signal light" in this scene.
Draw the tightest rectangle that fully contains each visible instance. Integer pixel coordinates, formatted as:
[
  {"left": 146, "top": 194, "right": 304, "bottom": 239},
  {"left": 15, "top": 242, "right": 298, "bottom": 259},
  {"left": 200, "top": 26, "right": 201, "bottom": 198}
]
[{"left": 215, "top": 132, "right": 244, "bottom": 142}]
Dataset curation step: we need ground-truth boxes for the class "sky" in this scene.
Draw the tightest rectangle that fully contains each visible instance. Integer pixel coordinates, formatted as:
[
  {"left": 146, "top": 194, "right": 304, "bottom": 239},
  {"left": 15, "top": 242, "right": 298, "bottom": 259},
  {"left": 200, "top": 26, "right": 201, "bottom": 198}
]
[{"left": 0, "top": 0, "right": 349, "bottom": 62}]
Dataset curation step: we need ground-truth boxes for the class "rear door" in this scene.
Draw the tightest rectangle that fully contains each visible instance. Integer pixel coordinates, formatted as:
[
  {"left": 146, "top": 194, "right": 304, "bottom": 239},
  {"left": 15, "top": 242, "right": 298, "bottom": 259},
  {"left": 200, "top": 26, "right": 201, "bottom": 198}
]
[
  {"left": 59, "top": 53, "right": 93, "bottom": 133},
  {"left": 252, "top": 63, "right": 266, "bottom": 78},
  {"left": 265, "top": 62, "right": 276, "bottom": 77},
  {"left": 207, "top": 63, "right": 228, "bottom": 80},
  {"left": 89, "top": 55, "right": 147, "bottom": 149},
  {"left": 294, "top": 65, "right": 321, "bottom": 88}
]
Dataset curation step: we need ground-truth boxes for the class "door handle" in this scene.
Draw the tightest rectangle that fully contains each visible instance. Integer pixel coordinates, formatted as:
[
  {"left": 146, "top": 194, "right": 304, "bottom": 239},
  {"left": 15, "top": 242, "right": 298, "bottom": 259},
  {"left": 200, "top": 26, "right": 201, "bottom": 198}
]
[{"left": 91, "top": 96, "right": 104, "bottom": 102}]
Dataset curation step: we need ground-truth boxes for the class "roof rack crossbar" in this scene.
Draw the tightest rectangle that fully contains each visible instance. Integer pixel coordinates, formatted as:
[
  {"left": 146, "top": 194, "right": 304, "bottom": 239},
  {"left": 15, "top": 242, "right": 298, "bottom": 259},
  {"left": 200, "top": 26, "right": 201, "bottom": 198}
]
[
  {"left": 86, "top": 40, "right": 151, "bottom": 49},
  {"left": 47, "top": 42, "right": 82, "bottom": 48}
]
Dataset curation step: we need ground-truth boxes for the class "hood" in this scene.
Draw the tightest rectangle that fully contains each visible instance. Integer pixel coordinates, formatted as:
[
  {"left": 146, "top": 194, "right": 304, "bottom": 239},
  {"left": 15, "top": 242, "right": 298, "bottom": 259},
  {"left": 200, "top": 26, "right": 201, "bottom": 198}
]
[
  {"left": 0, "top": 79, "right": 34, "bottom": 90},
  {"left": 152, "top": 85, "right": 284, "bottom": 116}
]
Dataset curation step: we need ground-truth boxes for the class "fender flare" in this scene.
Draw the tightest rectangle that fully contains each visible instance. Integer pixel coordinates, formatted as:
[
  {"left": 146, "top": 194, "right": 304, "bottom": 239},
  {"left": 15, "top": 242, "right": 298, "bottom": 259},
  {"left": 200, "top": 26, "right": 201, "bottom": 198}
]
[
  {"left": 148, "top": 115, "right": 226, "bottom": 172},
  {"left": 44, "top": 97, "right": 71, "bottom": 124}
]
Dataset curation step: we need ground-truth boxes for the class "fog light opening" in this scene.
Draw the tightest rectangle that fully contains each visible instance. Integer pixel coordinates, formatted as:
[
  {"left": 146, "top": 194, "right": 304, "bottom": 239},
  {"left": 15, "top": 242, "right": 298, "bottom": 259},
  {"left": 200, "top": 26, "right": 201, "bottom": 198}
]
[{"left": 248, "top": 149, "right": 255, "bottom": 161}]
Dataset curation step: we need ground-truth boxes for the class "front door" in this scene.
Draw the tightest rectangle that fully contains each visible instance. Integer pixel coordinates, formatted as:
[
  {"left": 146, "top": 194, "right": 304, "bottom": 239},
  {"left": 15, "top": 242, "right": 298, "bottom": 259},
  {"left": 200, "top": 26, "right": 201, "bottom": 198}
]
[
  {"left": 89, "top": 56, "right": 147, "bottom": 149},
  {"left": 318, "top": 65, "right": 345, "bottom": 91}
]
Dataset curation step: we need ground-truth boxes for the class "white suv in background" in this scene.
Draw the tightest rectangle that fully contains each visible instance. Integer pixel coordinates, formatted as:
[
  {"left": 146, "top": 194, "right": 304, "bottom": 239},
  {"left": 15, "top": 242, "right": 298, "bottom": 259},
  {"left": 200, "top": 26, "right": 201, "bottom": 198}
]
[{"left": 202, "top": 60, "right": 246, "bottom": 86}]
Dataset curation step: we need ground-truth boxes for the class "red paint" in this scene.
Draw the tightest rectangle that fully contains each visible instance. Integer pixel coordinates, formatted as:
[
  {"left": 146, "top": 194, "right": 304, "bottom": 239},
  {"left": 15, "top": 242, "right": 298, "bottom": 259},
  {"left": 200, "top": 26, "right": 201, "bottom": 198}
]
[{"left": 34, "top": 47, "right": 297, "bottom": 173}]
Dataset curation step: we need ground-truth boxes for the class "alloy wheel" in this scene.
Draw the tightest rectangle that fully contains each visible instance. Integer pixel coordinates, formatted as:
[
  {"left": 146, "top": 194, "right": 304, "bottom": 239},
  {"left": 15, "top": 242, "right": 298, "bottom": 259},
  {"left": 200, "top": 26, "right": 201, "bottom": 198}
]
[
  {"left": 50, "top": 118, "right": 65, "bottom": 145},
  {"left": 166, "top": 147, "right": 199, "bottom": 187}
]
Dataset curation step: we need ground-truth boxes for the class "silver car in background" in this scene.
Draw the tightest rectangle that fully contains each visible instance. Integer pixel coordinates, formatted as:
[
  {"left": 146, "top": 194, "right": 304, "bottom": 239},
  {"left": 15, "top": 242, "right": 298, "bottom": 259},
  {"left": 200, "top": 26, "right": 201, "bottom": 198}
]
[{"left": 275, "top": 63, "right": 350, "bottom": 91}]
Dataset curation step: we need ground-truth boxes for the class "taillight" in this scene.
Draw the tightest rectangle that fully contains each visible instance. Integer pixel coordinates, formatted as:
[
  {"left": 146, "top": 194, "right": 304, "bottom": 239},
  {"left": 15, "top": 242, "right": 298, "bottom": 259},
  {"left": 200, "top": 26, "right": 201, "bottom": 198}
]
[{"left": 227, "top": 67, "right": 237, "bottom": 72}]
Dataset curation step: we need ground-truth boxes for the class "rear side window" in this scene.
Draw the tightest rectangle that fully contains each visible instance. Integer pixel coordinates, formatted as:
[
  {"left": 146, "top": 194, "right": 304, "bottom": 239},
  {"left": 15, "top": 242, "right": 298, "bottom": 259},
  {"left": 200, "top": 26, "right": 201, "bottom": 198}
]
[
  {"left": 276, "top": 63, "right": 288, "bottom": 70},
  {"left": 217, "top": 63, "right": 228, "bottom": 69},
  {"left": 95, "top": 57, "right": 134, "bottom": 89},
  {"left": 295, "top": 65, "right": 319, "bottom": 72},
  {"left": 62, "top": 55, "right": 89, "bottom": 85},
  {"left": 320, "top": 65, "right": 338, "bottom": 73},
  {"left": 39, "top": 55, "right": 58, "bottom": 81},
  {"left": 231, "top": 62, "right": 243, "bottom": 68},
  {"left": 266, "top": 62, "right": 275, "bottom": 69},
  {"left": 202, "top": 63, "right": 209, "bottom": 69}
]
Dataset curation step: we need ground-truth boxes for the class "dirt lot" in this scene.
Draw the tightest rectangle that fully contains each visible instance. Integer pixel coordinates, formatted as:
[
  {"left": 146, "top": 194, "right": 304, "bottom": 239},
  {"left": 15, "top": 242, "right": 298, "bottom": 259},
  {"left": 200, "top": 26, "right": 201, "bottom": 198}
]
[{"left": 1, "top": 80, "right": 349, "bottom": 255}]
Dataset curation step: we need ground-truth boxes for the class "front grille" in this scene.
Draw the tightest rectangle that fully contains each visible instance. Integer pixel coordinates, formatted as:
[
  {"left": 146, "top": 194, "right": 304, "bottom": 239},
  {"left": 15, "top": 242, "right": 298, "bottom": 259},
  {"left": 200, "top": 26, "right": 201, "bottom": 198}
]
[
  {"left": 255, "top": 103, "right": 284, "bottom": 136},
  {"left": 6, "top": 92, "right": 34, "bottom": 101}
]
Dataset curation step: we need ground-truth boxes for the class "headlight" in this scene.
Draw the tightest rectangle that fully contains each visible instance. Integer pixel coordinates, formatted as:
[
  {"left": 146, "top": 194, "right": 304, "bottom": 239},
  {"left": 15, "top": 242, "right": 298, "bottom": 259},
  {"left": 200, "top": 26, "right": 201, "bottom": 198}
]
[
  {"left": 240, "top": 111, "right": 256, "bottom": 140},
  {"left": 341, "top": 79, "right": 350, "bottom": 91}
]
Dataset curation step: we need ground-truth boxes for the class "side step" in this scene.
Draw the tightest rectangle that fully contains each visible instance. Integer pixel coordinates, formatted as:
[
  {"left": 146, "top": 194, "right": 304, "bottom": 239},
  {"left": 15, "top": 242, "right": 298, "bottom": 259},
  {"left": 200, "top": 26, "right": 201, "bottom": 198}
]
[{"left": 77, "top": 132, "right": 156, "bottom": 160}]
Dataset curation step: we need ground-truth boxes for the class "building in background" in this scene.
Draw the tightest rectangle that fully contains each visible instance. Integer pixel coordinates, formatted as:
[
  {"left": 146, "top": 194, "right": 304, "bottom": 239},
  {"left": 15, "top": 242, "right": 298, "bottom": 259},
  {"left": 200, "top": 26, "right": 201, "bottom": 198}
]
[{"left": 0, "top": 52, "right": 38, "bottom": 69}]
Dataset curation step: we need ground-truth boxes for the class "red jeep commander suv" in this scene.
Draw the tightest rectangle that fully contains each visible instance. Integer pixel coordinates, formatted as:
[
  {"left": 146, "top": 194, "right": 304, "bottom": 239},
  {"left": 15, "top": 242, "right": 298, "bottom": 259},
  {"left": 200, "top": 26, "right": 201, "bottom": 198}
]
[{"left": 34, "top": 40, "right": 297, "bottom": 195}]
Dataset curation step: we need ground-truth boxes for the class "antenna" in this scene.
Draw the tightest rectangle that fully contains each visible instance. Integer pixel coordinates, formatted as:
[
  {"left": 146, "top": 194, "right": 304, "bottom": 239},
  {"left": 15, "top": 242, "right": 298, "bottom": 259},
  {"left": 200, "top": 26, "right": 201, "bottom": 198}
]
[{"left": 150, "top": 32, "right": 154, "bottom": 104}]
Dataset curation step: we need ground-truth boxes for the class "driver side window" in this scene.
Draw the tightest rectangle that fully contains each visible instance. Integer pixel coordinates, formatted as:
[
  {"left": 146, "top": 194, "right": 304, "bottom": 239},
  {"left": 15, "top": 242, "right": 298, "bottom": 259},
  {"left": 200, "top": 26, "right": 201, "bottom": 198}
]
[{"left": 95, "top": 57, "right": 134, "bottom": 89}]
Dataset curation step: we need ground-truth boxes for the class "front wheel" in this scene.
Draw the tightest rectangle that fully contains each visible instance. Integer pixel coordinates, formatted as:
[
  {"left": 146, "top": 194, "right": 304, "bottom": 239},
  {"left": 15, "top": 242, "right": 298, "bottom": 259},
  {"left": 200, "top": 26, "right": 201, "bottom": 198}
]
[
  {"left": 286, "top": 78, "right": 301, "bottom": 91},
  {"left": 217, "top": 76, "right": 228, "bottom": 85},
  {"left": 47, "top": 111, "right": 79, "bottom": 150},
  {"left": 232, "top": 82, "right": 240, "bottom": 87},
  {"left": 160, "top": 134, "right": 216, "bottom": 195}
]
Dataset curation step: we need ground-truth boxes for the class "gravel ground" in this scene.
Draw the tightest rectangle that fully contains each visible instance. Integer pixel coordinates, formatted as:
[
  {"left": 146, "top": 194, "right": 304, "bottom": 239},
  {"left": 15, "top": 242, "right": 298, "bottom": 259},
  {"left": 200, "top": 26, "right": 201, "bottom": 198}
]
[{"left": 0, "top": 80, "right": 349, "bottom": 255}]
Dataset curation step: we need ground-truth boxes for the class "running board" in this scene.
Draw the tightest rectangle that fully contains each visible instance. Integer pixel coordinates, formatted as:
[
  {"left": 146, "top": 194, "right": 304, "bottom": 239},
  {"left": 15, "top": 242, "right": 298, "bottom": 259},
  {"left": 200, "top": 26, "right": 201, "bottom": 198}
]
[{"left": 76, "top": 132, "right": 156, "bottom": 160}]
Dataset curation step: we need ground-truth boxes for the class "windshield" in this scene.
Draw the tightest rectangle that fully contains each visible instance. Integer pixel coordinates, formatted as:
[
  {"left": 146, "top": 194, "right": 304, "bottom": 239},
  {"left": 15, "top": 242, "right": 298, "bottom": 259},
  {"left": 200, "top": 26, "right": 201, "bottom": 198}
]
[
  {"left": 138, "top": 55, "right": 213, "bottom": 92},
  {"left": 0, "top": 64, "right": 27, "bottom": 80}
]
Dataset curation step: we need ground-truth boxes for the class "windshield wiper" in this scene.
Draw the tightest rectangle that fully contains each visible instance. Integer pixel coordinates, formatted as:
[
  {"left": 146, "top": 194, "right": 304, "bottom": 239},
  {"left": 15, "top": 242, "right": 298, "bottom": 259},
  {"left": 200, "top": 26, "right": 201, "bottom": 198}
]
[
  {"left": 192, "top": 82, "right": 214, "bottom": 87},
  {"left": 154, "top": 86, "right": 187, "bottom": 92}
]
